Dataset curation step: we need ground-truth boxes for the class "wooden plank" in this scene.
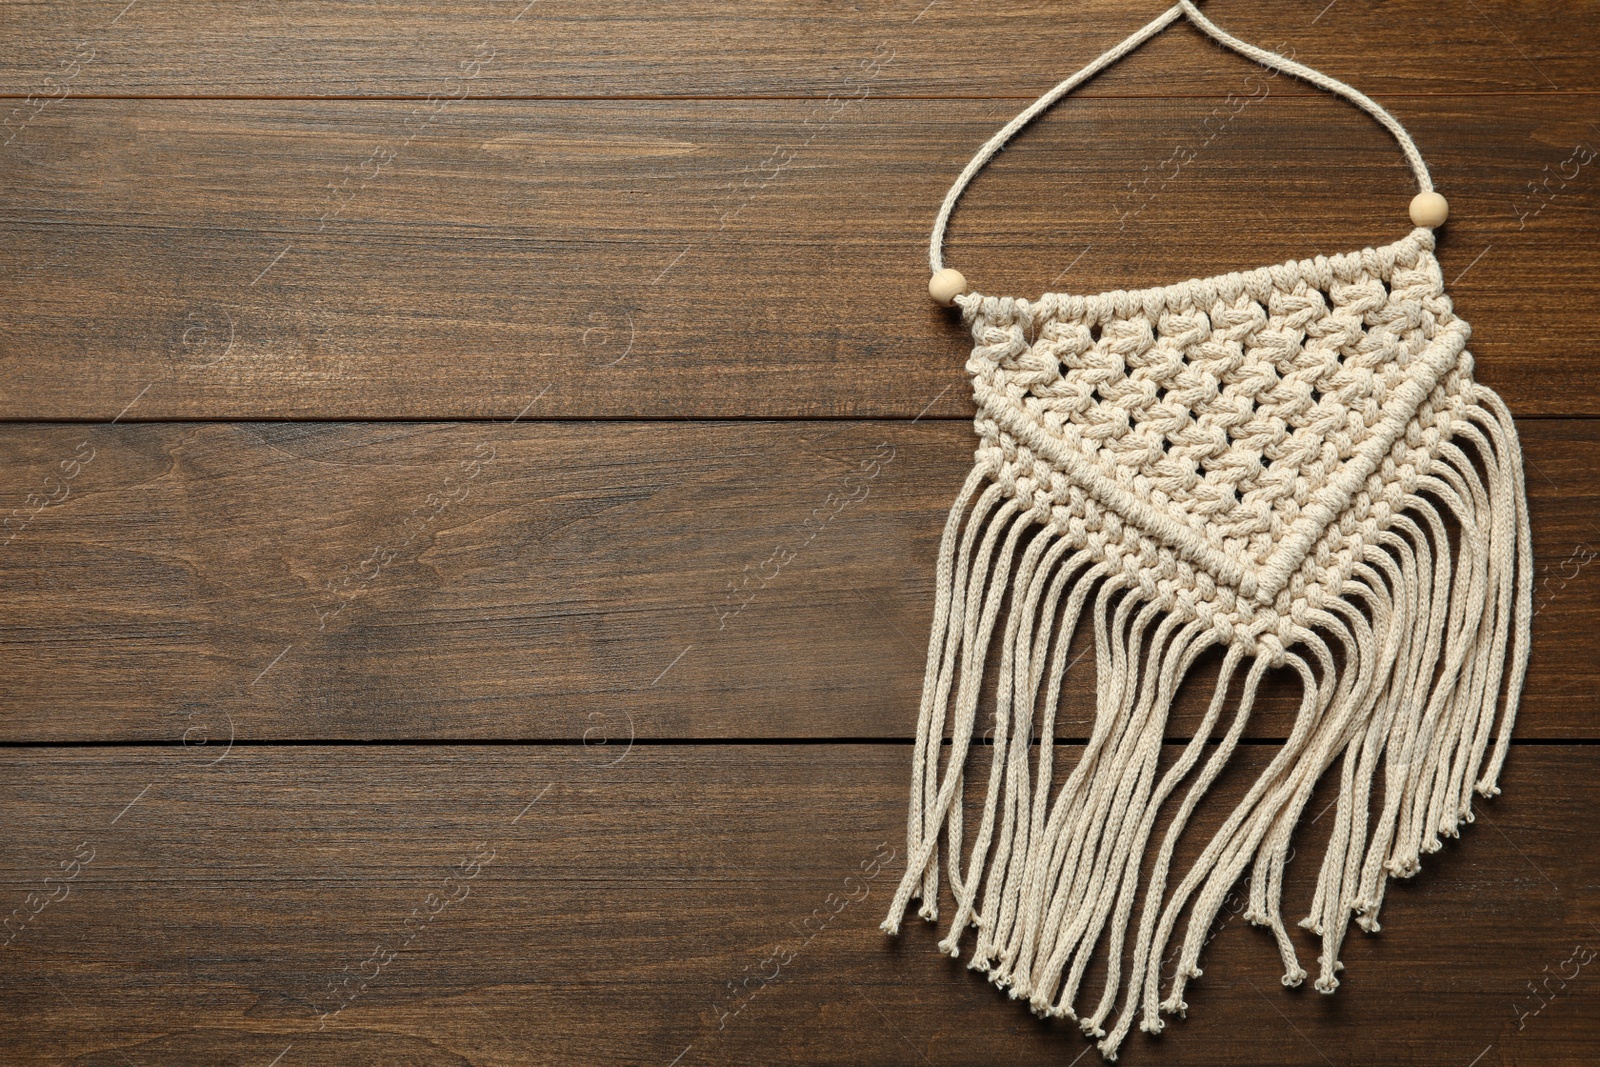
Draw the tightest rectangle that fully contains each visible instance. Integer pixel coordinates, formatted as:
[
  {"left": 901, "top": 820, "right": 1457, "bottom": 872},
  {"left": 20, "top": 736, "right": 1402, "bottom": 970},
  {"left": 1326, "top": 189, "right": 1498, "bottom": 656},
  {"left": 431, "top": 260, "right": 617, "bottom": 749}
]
[
  {"left": 0, "top": 419, "right": 1592, "bottom": 742},
  {"left": 1, "top": 94, "right": 1597, "bottom": 419},
  {"left": 1, "top": 0, "right": 1595, "bottom": 98},
  {"left": 0, "top": 745, "right": 1592, "bottom": 1065}
]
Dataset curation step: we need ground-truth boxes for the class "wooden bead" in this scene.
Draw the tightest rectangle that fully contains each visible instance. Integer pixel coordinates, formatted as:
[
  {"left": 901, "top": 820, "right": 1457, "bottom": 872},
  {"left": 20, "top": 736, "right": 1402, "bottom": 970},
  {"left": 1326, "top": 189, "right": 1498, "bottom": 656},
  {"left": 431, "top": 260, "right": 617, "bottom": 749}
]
[
  {"left": 929, "top": 268, "right": 968, "bottom": 307},
  {"left": 1409, "top": 191, "right": 1449, "bottom": 228}
]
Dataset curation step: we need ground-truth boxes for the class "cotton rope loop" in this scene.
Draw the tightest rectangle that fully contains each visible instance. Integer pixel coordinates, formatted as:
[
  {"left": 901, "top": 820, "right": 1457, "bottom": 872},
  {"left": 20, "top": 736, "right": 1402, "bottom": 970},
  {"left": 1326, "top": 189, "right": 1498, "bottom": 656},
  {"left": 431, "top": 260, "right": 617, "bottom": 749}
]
[{"left": 885, "top": 4, "right": 1531, "bottom": 1062}]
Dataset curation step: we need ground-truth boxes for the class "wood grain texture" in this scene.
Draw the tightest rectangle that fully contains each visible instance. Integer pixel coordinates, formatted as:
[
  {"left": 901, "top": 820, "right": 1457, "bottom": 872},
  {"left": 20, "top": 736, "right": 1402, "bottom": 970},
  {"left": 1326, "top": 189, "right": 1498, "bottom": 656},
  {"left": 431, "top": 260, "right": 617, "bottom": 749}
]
[
  {"left": 1, "top": 0, "right": 1595, "bottom": 98},
  {"left": 1, "top": 745, "right": 1594, "bottom": 1067},
  {"left": 2, "top": 1, "right": 1595, "bottom": 1063},
  {"left": 0, "top": 419, "right": 1594, "bottom": 743},
  {"left": 1, "top": 94, "right": 1596, "bottom": 418}
]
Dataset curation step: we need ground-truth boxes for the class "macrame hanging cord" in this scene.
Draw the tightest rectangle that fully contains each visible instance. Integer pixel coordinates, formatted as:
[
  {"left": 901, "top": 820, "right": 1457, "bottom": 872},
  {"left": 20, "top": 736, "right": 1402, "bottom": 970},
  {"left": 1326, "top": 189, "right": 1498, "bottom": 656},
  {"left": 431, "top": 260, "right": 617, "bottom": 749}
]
[{"left": 881, "top": 3, "right": 1533, "bottom": 1061}]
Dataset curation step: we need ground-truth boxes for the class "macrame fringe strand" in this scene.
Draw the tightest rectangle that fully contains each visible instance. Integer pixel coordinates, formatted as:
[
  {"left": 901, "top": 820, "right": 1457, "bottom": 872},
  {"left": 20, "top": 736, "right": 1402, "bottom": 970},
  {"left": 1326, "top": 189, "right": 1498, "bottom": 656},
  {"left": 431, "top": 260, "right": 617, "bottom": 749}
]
[{"left": 881, "top": 385, "right": 1531, "bottom": 1060}]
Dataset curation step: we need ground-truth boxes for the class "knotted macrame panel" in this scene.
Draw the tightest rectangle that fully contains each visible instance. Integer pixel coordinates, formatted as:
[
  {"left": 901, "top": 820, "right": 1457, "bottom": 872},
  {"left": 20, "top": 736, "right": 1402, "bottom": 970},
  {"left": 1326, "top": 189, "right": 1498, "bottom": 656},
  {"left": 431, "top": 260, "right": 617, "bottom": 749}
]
[{"left": 961, "top": 228, "right": 1474, "bottom": 627}]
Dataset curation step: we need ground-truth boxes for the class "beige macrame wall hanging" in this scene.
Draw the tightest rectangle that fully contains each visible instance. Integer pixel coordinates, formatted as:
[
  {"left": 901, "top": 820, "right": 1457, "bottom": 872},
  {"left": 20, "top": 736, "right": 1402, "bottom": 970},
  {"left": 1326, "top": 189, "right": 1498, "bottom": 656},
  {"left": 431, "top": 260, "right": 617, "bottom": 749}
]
[{"left": 879, "top": 2, "right": 1533, "bottom": 1059}]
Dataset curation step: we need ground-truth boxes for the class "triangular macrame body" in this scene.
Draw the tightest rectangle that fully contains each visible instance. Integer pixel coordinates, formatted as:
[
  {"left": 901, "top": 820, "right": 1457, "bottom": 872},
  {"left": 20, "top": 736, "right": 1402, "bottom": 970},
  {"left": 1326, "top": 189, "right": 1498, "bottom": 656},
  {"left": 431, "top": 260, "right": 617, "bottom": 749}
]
[{"left": 882, "top": 228, "right": 1532, "bottom": 1058}]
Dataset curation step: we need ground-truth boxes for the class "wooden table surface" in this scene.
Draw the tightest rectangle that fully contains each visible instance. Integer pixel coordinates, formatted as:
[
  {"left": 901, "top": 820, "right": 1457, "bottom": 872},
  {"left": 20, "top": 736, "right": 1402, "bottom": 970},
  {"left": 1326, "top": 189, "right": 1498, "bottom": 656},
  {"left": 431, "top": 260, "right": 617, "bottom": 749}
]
[{"left": 3, "top": 2, "right": 1597, "bottom": 1064}]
